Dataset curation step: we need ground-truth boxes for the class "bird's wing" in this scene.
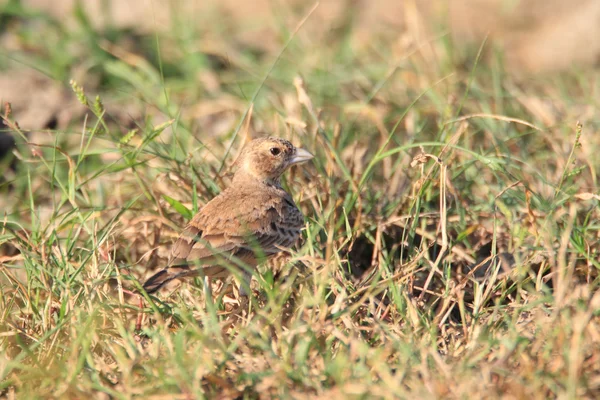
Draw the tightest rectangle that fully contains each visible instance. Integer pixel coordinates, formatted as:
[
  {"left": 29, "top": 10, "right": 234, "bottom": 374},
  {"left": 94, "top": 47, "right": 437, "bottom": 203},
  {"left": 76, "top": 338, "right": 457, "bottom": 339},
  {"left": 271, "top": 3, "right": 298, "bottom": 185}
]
[{"left": 168, "top": 200, "right": 286, "bottom": 270}]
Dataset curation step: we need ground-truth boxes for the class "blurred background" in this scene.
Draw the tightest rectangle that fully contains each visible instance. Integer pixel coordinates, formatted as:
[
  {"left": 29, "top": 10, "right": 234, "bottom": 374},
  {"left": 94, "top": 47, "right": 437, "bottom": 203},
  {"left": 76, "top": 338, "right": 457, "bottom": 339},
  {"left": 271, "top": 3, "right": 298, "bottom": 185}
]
[
  {"left": 6, "top": 0, "right": 600, "bottom": 73},
  {"left": 1, "top": 0, "right": 599, "bottom": 133}
]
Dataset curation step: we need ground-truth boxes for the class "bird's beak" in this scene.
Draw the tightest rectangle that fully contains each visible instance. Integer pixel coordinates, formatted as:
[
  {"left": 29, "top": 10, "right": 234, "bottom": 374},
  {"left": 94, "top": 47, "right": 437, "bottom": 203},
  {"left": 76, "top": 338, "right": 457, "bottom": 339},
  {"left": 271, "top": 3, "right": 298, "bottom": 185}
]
[{"left": 289, "top": 147, "right": 314, "bottom": 165}]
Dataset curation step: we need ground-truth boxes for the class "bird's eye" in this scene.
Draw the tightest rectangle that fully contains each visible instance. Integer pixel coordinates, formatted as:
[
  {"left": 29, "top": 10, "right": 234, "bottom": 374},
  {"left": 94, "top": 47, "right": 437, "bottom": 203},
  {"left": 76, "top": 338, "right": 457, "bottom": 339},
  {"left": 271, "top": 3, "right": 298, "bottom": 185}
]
[{"left": 270, "top": 147, "right": 281, "bottom": 156}]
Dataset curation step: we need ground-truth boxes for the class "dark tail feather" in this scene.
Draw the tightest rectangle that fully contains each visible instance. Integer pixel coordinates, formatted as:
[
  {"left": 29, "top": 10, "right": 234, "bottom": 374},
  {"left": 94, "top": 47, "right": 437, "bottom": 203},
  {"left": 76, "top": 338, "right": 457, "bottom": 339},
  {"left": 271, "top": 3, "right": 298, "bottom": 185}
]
[{"left": 143, "top": 267, "right": 196, "bottom": 294}]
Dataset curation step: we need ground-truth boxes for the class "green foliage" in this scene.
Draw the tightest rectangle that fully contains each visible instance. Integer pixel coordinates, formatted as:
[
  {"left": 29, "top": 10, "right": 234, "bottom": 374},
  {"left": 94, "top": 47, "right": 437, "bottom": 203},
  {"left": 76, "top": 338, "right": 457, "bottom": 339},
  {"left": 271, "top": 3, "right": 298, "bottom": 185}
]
[{"left": 162, "top": 195, "right": 193, "bottom": 220}]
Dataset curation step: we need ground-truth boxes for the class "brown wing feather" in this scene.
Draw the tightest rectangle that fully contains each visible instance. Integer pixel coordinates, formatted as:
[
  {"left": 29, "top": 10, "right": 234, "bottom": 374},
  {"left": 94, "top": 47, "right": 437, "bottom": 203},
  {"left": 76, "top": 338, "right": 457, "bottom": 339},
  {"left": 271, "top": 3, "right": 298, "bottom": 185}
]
[
  {"left": 143, "top": 184, "right": 304, "bottom": 293},
  {"left": 173, "top": 186, "right": 301, "bottom": 265}
]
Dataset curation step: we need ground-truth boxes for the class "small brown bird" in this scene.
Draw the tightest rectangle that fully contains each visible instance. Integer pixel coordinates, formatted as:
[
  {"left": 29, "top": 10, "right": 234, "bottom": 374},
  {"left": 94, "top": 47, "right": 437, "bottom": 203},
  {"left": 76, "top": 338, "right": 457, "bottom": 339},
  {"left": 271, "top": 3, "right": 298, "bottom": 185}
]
[{"left": 143, "top": 137, "right": 313, "bottom": 297}]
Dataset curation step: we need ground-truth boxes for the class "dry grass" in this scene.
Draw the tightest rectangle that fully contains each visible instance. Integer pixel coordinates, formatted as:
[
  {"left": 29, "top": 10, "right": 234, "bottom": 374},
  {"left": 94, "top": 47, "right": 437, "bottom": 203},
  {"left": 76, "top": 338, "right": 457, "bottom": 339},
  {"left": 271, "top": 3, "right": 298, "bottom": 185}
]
[{"left": 1, "top": 1, "right": 600, "bottom": 399}]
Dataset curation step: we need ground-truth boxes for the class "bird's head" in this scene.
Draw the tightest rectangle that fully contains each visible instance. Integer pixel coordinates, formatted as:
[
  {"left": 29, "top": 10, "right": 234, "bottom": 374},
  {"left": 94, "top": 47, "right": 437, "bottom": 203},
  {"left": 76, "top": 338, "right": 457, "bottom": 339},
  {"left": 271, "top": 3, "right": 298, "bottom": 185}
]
[{"left": 233, "top": 137, "right": 313, "bottom": 185}]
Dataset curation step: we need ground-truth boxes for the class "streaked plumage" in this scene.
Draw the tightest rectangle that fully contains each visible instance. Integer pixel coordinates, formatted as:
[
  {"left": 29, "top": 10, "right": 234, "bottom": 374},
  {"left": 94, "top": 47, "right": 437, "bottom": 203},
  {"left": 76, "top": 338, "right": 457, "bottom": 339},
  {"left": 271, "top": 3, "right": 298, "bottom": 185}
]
[{"left": 143, "top": 137, "right": 313, "bottom": 296}]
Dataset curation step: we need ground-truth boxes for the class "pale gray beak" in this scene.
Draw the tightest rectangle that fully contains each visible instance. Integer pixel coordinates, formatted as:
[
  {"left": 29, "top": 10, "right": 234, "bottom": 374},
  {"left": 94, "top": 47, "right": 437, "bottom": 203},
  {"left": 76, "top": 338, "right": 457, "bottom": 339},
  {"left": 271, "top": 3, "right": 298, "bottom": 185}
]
[{"left": 289, "top": 147, "right": 314, "bottom": 165}]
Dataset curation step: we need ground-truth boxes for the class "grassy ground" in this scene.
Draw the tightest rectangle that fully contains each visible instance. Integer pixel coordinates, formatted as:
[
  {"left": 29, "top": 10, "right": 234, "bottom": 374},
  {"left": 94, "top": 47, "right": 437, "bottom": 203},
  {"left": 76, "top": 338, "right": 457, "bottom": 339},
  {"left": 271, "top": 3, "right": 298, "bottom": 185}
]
[{"left": 1, "top": 2, "right": 600, "bottom": 399}]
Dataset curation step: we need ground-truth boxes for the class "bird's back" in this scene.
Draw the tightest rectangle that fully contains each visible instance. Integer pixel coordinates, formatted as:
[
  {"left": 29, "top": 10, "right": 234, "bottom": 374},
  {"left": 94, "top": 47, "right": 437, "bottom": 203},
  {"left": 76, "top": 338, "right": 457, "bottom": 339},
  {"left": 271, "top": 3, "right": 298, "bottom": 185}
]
[{"left": 170, "top": 181, "right": 303, "bottom": 269}]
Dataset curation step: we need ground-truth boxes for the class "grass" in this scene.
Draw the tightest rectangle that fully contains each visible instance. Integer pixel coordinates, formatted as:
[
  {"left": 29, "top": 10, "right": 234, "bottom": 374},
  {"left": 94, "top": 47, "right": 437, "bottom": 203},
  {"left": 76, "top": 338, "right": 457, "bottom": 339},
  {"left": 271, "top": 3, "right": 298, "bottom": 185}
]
[{"left": 1, "top": 1, "right": 600, "bottom": 398}]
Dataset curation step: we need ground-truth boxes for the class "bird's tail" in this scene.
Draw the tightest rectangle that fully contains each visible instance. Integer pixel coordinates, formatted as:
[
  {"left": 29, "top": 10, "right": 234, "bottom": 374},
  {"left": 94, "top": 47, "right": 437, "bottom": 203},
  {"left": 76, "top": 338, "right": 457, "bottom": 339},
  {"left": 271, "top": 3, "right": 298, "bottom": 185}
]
[{"left": 142, "top": 266, "right": 198, "bottom": 294}]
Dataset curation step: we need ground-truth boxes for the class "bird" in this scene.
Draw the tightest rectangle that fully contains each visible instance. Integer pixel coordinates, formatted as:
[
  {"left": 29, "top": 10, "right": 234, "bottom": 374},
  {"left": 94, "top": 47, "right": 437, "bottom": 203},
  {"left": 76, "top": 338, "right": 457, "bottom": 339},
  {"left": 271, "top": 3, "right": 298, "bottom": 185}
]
[{"left": 142, "top": 136, "right": 314, "bottom": 299}]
